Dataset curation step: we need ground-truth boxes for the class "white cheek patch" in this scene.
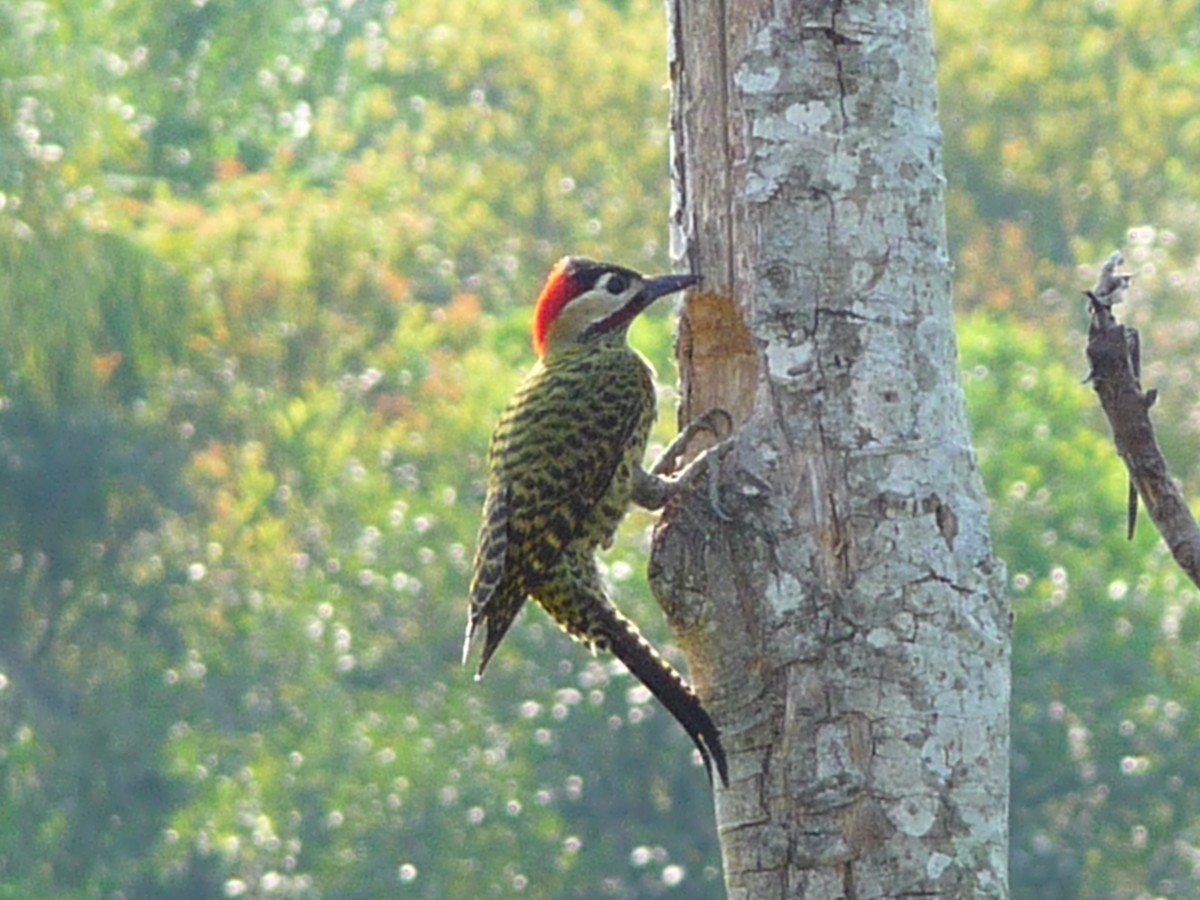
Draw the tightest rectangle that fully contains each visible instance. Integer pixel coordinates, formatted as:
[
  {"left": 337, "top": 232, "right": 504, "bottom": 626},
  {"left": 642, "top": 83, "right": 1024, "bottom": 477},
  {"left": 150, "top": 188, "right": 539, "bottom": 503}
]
[{"left": 549, "top": 291, "right": 627, "bottom": 339}]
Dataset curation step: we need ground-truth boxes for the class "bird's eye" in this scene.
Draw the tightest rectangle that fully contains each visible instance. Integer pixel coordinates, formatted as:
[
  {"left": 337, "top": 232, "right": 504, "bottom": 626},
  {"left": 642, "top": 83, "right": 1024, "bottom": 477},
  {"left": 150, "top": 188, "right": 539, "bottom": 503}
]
[{"left": 605, "top": 275, "right": 627, "bottom": 295}]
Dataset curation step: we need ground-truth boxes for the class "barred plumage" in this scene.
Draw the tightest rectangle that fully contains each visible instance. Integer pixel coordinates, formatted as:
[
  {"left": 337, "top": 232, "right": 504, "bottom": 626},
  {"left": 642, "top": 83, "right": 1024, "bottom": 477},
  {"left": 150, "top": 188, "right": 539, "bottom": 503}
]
[{"left": 464, "top": 257, "right": 728, "bottom": 786}]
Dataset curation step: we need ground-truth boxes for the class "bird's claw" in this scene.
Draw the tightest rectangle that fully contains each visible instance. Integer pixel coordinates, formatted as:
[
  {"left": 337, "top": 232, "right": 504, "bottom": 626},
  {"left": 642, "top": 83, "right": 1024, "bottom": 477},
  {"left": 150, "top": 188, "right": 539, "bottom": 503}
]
[
  {"left": 649, "top": 408, "right": 735, "bottom": 477},
  {"left": 666, "top": 437, "right": 735, "bottom": 521},
  {"left": 636, "top": 410, "right": 737, "bottom": 518}
]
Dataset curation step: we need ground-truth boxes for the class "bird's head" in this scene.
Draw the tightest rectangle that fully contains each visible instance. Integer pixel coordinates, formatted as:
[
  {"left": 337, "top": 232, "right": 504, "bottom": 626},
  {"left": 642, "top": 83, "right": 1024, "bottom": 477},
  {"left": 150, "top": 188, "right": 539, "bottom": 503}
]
[{"left": 531, "top": 257, "right": 700, "bottom": 358}]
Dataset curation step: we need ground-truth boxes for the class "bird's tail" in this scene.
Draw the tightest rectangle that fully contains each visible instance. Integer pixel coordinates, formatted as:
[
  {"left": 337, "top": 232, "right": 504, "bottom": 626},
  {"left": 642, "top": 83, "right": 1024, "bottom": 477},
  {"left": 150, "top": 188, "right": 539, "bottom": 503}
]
[
  {"left": 593, "top": 602, "right": 729, "bottom": 787},
  {"left": 533, "top": 547, "right": 728, "bottom": 786}
]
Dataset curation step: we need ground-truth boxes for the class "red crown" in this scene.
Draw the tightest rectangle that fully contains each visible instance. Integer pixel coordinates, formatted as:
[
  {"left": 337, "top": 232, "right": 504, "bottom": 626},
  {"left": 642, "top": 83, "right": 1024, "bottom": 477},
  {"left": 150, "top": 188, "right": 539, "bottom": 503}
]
[{"left": 531, "top": 257, "right": 579, "bottom": 357}]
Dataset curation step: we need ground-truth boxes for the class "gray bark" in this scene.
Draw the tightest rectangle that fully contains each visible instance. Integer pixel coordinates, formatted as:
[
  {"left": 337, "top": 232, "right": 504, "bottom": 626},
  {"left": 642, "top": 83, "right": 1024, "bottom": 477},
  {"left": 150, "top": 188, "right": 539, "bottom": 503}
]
[{"left": 654, "top": 2, "right": 1011, "bottom": 896}]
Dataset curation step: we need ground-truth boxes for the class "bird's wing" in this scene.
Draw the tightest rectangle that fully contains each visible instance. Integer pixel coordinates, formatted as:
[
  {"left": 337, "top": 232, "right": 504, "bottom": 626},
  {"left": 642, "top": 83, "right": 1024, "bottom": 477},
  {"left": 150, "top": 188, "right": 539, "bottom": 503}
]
[
  {"left": 492, "top": 353, "right": 651, "bottom": 579},
  {"left": 464, "top": 352, "right": 651, "bottom": 672}
]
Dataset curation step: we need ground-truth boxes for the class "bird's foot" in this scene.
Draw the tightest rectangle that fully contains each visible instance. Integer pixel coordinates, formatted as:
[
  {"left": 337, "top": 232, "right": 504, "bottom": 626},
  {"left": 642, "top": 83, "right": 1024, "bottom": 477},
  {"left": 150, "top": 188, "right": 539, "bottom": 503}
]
[
  {"left": 634, "top": 409, "right": 736, "bottom": 519},
  {"left": 649, "top": 408, "right": 734, "bottom": 477}
]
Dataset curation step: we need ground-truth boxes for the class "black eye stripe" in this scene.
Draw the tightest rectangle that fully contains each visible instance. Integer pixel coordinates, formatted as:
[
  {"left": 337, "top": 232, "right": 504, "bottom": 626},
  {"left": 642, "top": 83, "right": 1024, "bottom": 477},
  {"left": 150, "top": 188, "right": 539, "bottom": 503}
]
[{"left": 567, "top": 262, "right": 638, "bottom": 297}]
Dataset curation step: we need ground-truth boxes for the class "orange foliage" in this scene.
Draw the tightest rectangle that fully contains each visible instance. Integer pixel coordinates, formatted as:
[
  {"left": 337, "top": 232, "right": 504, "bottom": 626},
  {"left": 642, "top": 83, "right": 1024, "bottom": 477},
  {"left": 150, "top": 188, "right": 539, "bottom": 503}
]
[
  {"left": 192, "top": 441, "right": 231, "bottom": 482},
  {"left": 419, "top": 351, "right": 464, "bottom": 403},
  {"left": 377, "top": 263, "right": 410, "bottom": 302},
  {"left": 214, "top": 159, "right": 246, "bottom": 181},
  {"left": 954, "top": 220, "right": 1039, "bottom": 313},
  {"left": 92, "top": 351, "right": 123, "bottom": 382},
  {"left": 372, "top": 392, "right": 411, "bottom": 419},
  {"left": 441, "top": 292, "right": 482, "bottom": 332}
]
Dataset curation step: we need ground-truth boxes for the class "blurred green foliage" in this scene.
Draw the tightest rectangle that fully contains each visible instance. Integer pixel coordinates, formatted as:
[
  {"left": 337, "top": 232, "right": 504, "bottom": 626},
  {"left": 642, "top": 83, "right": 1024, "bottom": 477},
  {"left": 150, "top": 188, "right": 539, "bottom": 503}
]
[
  {"left": 0, "top": 0, "right": 1198, "bottom": 896},
  {"left": 962, "top": 313, "right": 1200, "bottom": 897}
]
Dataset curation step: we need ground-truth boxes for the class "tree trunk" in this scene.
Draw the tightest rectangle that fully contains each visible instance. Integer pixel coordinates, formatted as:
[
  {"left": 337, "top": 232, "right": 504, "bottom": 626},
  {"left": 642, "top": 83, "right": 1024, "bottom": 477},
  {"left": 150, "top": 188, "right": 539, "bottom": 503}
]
[{"left": 653, "top": 1, "right": 1011, "bottom": 896}]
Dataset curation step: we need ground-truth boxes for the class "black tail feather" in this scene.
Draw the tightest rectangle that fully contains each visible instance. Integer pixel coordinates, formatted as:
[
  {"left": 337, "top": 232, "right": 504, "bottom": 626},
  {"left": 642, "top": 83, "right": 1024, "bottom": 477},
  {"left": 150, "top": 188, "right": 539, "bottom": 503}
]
[{"left": 597, "top": 605, "right": 728, "bottom": 787}]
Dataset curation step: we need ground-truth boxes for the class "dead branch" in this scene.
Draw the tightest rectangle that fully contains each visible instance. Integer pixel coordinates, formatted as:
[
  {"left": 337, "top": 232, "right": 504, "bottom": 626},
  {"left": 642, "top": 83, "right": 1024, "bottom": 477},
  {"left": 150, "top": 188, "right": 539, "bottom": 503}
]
[{"left": 1085, "top": 251, "right": 1200, "bottom": 586}]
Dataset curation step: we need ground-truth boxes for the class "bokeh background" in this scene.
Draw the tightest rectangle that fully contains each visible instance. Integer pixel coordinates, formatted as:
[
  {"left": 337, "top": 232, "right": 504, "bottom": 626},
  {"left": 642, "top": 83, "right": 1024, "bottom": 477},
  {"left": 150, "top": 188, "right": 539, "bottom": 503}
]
[{"left": 2, "top": 0, "right": 1199, "bottom": 896}]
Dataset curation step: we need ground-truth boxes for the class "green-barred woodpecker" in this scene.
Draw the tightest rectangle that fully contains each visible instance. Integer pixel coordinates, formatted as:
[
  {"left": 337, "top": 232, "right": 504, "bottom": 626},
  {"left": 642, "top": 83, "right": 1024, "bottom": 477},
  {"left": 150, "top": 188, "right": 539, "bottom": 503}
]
[{"left": 463, "top": 256, "right": 728, "bottom": 787}]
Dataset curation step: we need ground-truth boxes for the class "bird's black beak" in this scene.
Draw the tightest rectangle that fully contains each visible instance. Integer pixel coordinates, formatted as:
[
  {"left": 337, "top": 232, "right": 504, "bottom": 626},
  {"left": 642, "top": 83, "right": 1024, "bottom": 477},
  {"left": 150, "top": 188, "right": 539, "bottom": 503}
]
[
  {"left": 626, "top": 272, "right": 702, "bottom": 319},
  {"left": 624, "top": 272, "right": 701, "bottom": 321},
  {"left": 642, "top": 272, "right": 702, "bottom": 302}
]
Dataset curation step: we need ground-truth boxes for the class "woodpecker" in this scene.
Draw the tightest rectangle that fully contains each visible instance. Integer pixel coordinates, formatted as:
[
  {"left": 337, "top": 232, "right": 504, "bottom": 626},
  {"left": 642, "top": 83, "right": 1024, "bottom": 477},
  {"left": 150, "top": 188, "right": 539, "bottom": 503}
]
[{"left": 464, "top": 256, "right": 728, "bottom": 787}]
